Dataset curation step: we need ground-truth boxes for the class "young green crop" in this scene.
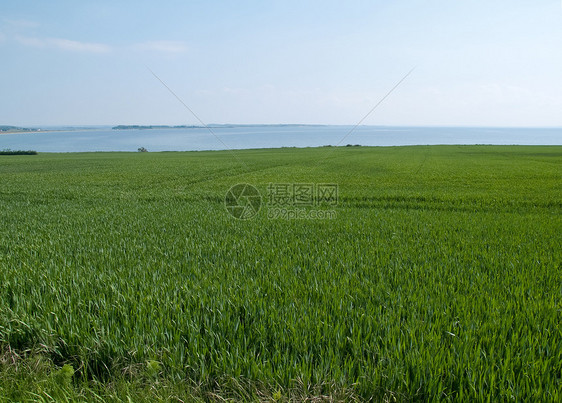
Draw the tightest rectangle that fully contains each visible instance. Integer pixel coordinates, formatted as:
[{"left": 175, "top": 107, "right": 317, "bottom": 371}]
[{"left": 0, "top": 145, "right": 560, "bottom": 401}]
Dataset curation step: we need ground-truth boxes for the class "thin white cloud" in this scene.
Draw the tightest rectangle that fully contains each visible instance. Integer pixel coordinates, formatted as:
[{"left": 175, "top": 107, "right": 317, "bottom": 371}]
[
  {"left": 49, "top": 38, "right": 111, "bottom": 53},
  {"left": 2, "top": 18, "right": 39, "bottom": 29},
  {"left": 15, "top": 35, "right": 111, "bottom": 53},
  {"left": 133, "top": 40, "right": 188, "bottom": 54},
  {"left": 15, "top": 36, "right": 44, "bottom": 47},
  {"left": 13, "top": 35, "right": 188, "bottom": 54}
]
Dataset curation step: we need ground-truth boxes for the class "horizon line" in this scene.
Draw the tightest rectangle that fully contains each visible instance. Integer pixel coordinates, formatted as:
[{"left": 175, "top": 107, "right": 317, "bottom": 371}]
[{"left": 3, "top": 123, "right": 562, "bottom": 130}]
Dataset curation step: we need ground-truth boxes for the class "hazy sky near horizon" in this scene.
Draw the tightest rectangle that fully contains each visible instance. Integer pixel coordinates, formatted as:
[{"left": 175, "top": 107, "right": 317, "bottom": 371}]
[{"left": 1, "top": 1, "right": 561, "bottom": 127}]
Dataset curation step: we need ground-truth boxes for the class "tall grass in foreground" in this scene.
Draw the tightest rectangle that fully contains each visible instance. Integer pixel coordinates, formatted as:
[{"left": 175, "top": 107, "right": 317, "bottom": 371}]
[{"left": 0, "top": 145, "right": 560, "bottom": 401}]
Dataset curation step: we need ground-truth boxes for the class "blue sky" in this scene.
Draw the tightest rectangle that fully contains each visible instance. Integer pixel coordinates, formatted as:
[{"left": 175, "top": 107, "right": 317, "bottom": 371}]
[{"left": 1, "top": 0, "right": 561, "bottom": 126}]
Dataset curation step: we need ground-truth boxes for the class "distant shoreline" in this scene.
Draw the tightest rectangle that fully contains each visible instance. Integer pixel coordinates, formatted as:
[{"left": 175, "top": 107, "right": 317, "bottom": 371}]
[
  {"left": 112, "top": 124, "right": 324, "bottom": 130},
  {"left": 0, "top": 125, "right": 41, "bottom": 134},
  {"left": 2, "top": 124, "right": 562, "bottom": 134},
  {"left": 0, "top": 124, "right": 326, "bottom": 134}
]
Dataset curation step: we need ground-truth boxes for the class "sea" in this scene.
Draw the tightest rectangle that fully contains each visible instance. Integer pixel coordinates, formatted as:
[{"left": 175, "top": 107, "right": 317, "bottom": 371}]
[{"left": 0, "top": 125, "right": 561, "bottom": 153}]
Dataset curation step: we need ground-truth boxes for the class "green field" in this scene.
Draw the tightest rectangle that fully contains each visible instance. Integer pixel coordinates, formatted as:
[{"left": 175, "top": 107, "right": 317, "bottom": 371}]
[{"left": 0, "top": 145, "right": 560, "bottom": 401}]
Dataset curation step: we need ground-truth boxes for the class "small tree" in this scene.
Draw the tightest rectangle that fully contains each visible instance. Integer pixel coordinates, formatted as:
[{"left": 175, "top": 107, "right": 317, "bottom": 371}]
[{"left": 138, "top": 147, "right": 148, "bottom": 152}]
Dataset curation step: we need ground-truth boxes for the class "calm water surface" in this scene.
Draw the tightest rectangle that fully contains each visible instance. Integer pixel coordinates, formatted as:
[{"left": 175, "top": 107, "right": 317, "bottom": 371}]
[{"left": 1, "top": 126, "right": 561, "bottom": 152}]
